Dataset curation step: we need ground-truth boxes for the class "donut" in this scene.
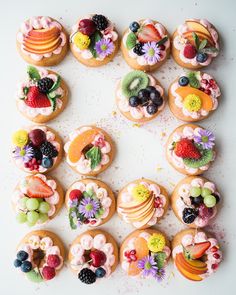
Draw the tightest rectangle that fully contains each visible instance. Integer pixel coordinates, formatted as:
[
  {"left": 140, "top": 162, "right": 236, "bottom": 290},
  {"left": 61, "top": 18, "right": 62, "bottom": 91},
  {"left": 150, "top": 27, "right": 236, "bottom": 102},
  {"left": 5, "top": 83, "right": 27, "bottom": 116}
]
[
  {"left": 70, "top": 14, "right": 119, "bottom": 67},
  {"left": 168, "top": 71, "right": 221, "bottom": 122},
  {"left": 172, "top": 229, "right": 222, "bottom": 281},
  {"left": 171, "top": 19, "right": 219, "bottom": 69},
  {"left": 64, "top": 126, "right": 115, "bottom": 176},
  {"left": 171, "top": 176, "right": 221, "bottom": 228},
  {"left": 68, "top": 229, "right": 118, "bottom": 284},
  {"left": 116, "top": 70, "right": 165, "bottom": 123},
  {"left": 16, "top": 16, "right": 68, "bottom": 66},
  {"left": 65, "top": 178, "right": 115, "bottom": 229},
  {"left": 117, "top": 179, "right": 169, "bottom": 229},
  {"left": 13, "top": 230, "right": 65, "bottom": 282},
  {"left": 16, "top": 66, "right": 69, "bottom": 123},
  {"left": 12, "top": 174, "right": 64, "bottom": 227},
  {"left": 121, "top": 19, "right": 170, "bottom": 72},
  {"left": 120, "top": 229, "right": 171, "bottom": 281},
  {"left": 166, "top": 124, "right": 216, "bottom": 175},
  {"left": 12, "top": 125, "right": 63, "bottom": 174}
]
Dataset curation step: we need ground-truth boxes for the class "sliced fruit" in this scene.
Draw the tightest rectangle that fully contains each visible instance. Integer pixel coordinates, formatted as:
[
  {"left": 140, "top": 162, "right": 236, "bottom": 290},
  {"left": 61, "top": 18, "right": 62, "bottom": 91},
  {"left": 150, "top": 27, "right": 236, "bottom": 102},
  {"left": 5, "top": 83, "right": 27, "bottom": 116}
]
[
  {"left": 174, "top": 138, "right": 201, "bottom": 159},
  {"left": 183, "top": 149, "right": 213, "bottom": 168},
  {"left": 175, "top": 257, "right": 203, "bottom": 281},
  {"left": 26, "top": 269, "right": 43, "bottom": 283},
  {"left": 184, "top": 241, "right": 211, "bottom": 259},
  {"left": 25, "top": 176, "right": 54, "bottom": 198},
  {"left": 119, "top": 195, "right": 153, "bottom": 212},
  {"left": 25, "top": 86, "right": 51, "bottom": 108},
  {"left": 23, "top": 39, "right": 62, "bottom": 55},
  {"left": 185, "top": 21, "right": 212, "bottom": 38},
  {"left": 121, "top": 71, "right": 149, "bottom": 97},
  {"left": 125, "top": 203, "right": 155, "bottom": 222},
  {"left": 134, "top": 208, "right": 155, "bottom": 228},
  {"left": 176, "top": 253, "right": 207, "bottom": 274},
  {"left": 128, "top": 261, "right": 141, "bottom": 276},
  {"left": 183, "top": 31, "right": 214, "bottom": 47},
  {"left": 27, "top": 27, "right": 60, "bottom": 39},
  {"left": 137, "top": 24, "right": 161, "bottom": 42},
  {"left": 121, "top": 196, "right": 154, "bottom": 218}
]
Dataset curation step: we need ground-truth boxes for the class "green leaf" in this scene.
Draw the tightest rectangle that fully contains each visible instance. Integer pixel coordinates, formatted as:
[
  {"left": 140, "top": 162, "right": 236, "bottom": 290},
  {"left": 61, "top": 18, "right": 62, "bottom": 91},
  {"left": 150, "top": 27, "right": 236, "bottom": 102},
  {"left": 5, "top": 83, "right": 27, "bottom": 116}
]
[
  {"left": 154, "top": 252, "right": 166, "bottom": 269},
  {"left": 49, "top": 75, "right": 61, "bottom": 92},
  {"left": 83, "top": 191, "right": 91, "bottom": 199},
  {"left": 89, "top": 31, "right": 102, "bottom": 58},
  {"left": 85, "top": 146, "right": 102, "bottom": 170},
  {"left": 200, "top": 47, "right": 219, "bottom": 54},
  {"left": 69, "top": 207, "right": 78, "bottom": 229},
  {"left": 157, "top": 36, "right": 168, "bottom": 47},
  {"left": 47, "top": 93, "right": 61, "bottom": 111},
  {"left": 95, "top": 208, "right": 104, "bottom": 218},
  {"left": 86, "top": 188, "right": 95, "bottom": 198},
  {"left": 198, "top": 39, "right": 208, "bottom": 51},
  {"left": 126, "top": 32, "right": 137, "bottom": 50},
  {"left": 192, "top": 32, "right": 200, "bottom": 49},
  {"left": 187, "top": 71, "right": 200, "bottom": 89},
  {"left": 27, "top": 66, "right": 40, "bottom": 81},
  {"left": 23, "top": 87, "right": 29, "bottom": 95}
]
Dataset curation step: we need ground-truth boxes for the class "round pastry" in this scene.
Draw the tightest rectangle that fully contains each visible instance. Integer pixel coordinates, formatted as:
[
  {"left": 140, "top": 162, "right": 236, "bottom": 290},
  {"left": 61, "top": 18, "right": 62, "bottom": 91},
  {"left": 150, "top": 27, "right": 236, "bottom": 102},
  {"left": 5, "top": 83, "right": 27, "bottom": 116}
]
[
  {"left": 172, "top": 229, "right": 222, "bottom": 281},
  {"left": 70, "top": 14, "right": 119, "bottom": 67},
  {"left": 117, "top": 179, "right": 169, "bottom": 229},
  {"left": 120, "top": 229, "right": 171, "bottom": 281},
  {"left": 168, "top": 71, "right": 220, "bottom": 122},
  {"left": 68, "top": 229, "right": 118, "bottom": 284},
  {"left": 12, "top": 174, "right": 64, "bottom": 227},
  {"left": 65, "top": 179, "right": 115, "bottom": 229},
  {"left": 166, "top": 124, "right": 216, "bottom": 175},
  {"left": 64, "top": 126, "right": 115, "bottom": 176},
  {"left": 16, "top": 66, "right": 69, "bottom": 123},
  {"left": 171, "top": 176, "right": 220, "bottom": 228},
  {"left": 121, "top": 19, "right": 170, "bottom": 72},
  {"left": 116, "top": 70, "right": 165, "bottom": 123},
  {"left": 12, "top": 125, "right": 63, "bottom": 174},
  {"left": 13, "top": 230, "right": 65, "bottom": 282},
  {"left": 16, "top": 16, "right": 68, "bottom": 66},
  {"left": 172, "top": 19, "right": 219, "bottom": 69}
]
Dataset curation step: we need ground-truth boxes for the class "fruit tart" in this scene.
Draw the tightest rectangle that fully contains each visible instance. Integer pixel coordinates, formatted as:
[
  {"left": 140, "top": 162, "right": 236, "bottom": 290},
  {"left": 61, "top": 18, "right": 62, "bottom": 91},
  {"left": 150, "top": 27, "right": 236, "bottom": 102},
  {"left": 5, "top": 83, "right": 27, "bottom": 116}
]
[
  {"left": 64, "top": 126, "right": 115, "bottom": 176},
  {"left": 66, "top": 179, "right": 115, "bottom": 229},
  {"left": 12, "top": 126, "right": 63, "bottom": 174},
  {"left": 166, "top": 124, "right": 216, "bottom": 175},
  {"left": 171, "top": 176, "right": 220, "bottom": 228},
  {"left": 14, "top": 230, "right": 65, "bottom": 283},
  {"left": 70, "top": 14, "right": 119, "bottom": 67},
  {"left": 116, "top": 70, "right": 165, "bottom": 123},
  {"left": 168, "top": 71, "right": 220, "bottom": 122},
  {"left": 117, "top": 179, "right": 169, "bottom": 229},
  {"left": 16, "top": 66, "right": 69, "bottom": 123},
  {"left": 172, "top": 19, "right": 219, "bottom": 69},
  {"left": 172, "top": 229, "right": 222, "bottom": 281},
  {"left": 12, "top": 174, "right": 64, "bottom": 227},
  {"left": 68, "top": 229, "right": 118, "bottom": 284},
  {"left": 121, "top": 19, "right": 170, "bottom": 72},
  {"left": 16, "top": 16, "right": 68, "bottom": 66},
  {"left": 120, "top": 229, "right": 171, "bottom": 281}
]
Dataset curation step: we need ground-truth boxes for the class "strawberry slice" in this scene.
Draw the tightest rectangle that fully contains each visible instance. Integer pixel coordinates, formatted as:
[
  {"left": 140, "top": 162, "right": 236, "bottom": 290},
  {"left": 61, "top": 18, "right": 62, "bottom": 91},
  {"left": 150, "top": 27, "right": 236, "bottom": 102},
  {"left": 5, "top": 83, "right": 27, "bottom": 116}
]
[
  {"left": 137, "top": 24, "right": 161, "bottom": 43},
  {"left": 174, "top": 138, "right": 201, "bottom": 159},
  {"left": 26, "top": 176, "right": 54, "bottom": 198},
  {"left": 183, "top": 241, "right": 211, "bottom": 260},
  {"left": 25, "top": 86, "right": 51, "bottom": 108}
]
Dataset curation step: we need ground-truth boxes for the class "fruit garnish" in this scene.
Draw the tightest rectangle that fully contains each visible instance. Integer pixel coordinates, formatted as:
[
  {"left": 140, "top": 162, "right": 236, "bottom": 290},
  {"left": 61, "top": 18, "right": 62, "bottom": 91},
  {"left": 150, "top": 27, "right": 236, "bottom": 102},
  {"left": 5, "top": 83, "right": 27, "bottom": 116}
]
[
  {"left": 89, "top": 250, "right": 106, "bottom": 267},
  {"left": 129, "top": 21, "right": 140, "bottom": 33},
  {"left": 203, "top": 195, "right": 216, "bottom": 208},
  {"left": 73, "top": 32, "right": 90, "bottom": 50},
  {"left": 26, "top": 269, "right": 43, "bottom": 283},
  {"left": 137, "top": 24, "right": 161, "bottom": 42},
  {"left": 174, "top": 138, "right": 201, "bottom": 159},
  {"left": 126, "top": 32, "right": 137, "bottom": 50},
  {"left": 121, "top": 70, "right": 149, "bottom": 97},
  {"left": 25, "top": 86, "right": 51, "bottom": 108},
  {"left": 12, "top": 130, "right": 28, "bottom": 148},
  {"left": 42, "top": 265, "right": 56, "bottom": 280},
  {"left": 183, "top": 241, "right": 211, "bottom": 260},
  {"left": 85, "top": 146, "right": 102, "bottom": 170},
  {"left": 79, "top": 19, "right": 96, "bottom": 36},
  {"left": 183, "top": 94, "right": 202, "bottom": 112},
  {"left": 190, "top": 186, "right": 202, "bottom": 197},
  {"left": 188, "top": 71, "right": 201, "bottom": 89},
  {"left": 183, "top": 44, "right": 197, "bottom": 59},
  {"left": 38, "top": 77, "right": 54, "bottom": 94},
  {"left": 25, "top": 176, "right": 54, "bottom": 198},
  {"left": 132, "top": 184, "right": 150, "bottom": 202},
  {"left": 29, "top": 129, "right": 46, "bottom": 147},
  {"left": 27, "top": 66, "right": 41, "bottom": 81},
  {"left": 92, "top": 14, "right": 108, "bottom": 31},
  {"left": 78, "top": 268, "right": 96, "bottom": 284},
  {"left": 182, "top": 207, "right": 198, "bottom": 224},
  {"left": 69, "top": 189, "right": 83, "bottom": 201},
  {"left": 183, "top": 149, "right": 213, "bottom": 168},
  {"left": 47, "top": 254, "right": 61, "bottom": 268},
  {"left": 147, "top": 233, "right": 165, "bottom": 252}
]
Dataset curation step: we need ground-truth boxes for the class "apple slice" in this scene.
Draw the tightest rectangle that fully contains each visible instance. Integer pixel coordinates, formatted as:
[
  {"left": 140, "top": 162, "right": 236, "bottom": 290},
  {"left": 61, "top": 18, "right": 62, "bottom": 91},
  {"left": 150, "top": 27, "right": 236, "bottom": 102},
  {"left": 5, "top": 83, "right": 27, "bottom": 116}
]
[{"left": 185, "top": 20, "right": 211, "bottom": 38}]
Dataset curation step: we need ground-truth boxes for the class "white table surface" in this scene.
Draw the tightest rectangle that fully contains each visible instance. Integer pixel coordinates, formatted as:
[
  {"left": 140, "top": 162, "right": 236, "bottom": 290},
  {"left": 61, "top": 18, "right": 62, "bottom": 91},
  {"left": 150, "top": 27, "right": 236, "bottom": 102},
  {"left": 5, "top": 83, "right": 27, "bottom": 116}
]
[{"left": 1, "top": 0, "right": 236, "bottom": 294}]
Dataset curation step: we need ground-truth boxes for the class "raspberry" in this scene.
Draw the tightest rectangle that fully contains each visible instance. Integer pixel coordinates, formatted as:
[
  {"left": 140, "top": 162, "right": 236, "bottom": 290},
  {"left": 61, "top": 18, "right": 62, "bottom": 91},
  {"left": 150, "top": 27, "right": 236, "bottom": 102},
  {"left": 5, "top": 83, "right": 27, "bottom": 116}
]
[
  {"left": 47, "top": 254, "right": 61, "bottom": 268},
  {"left": 183, "top": 44, "right": 197, "bottom": 59},
  {"left": 69, "top": 189, "right": 83, "bottom": 201},
  {"left": 42, "top": 266, "right": 56, "bottom": 280}
]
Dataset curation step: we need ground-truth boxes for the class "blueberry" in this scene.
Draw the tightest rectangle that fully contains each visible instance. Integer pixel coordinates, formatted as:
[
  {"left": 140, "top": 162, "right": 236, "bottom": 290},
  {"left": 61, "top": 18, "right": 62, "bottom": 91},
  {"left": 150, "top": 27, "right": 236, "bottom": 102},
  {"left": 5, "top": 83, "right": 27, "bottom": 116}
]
[
  {"left": 182, "top": 208, "right": 198, "bottom": 224},
  {"left": 190, "top": 196, "right": 203, "bottom": 206},
  {"left": 129, "top": 21, "right": 140, "bottom": 33},
  {"left": 140, "top": 96, "right": 149, "bottom": 106},
  {"left": 21, "top": 261, "right": 32, "bottom": 273},
  {"left": 129, "top": 96, "right": 140, "bottom": 107},
  {"left": 14, "top": 259, "right": 22, "bottom": 268},
  {"left": 17, "top": 250, "right": 28, "bottom": 261},
  {"left": 146, "top": 86, "right": 156, "bottom": 93},
  {"left": 196, "top": 52, "right": 208, "bottom": 63},
  {"left": 178, "top": 76, "right": 189, "bottom": 86},
  {"left": 151, "top": 96, "right": 163, "bottom": 107},
  {"left": 146, "top": 104, "right": 158, "bottom": 115},
  {"left": 150, "top": 89, "right": 161, "bottom": 101},
  {"left": 138, "top": 89, "right": 150, "bottom": 99},
  {"left": 41, "top": 157, "right": 53, "bottom": 168},
  {"left": 95, "top": 267, "right": 106, "bottom": 278}
]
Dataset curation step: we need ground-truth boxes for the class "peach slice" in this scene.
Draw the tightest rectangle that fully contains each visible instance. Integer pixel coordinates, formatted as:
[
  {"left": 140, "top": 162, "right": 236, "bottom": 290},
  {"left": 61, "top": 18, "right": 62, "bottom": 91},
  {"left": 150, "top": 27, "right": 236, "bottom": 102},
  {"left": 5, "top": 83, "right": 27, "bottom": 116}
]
[
  {"left": 27, "top": 27, "right": 60, "bottom": 40},
  {"left": 124, "top": 196, "right": 154, "bottom": 218},
  {"left": 125, "top": 200, "right": 155, "bottom": 222},
  {"left": 175, "top": 86, "right": 213, "bottom": 112},
  {"left": 24, "top": 35, "right": 60, "bottom": 46},
  {"left": 185, "top": 21, "right": 212, "bottom": 38},
  {"left": 175, "top": 255, "right": 203, "bottom": 281},
  {"left": 23, "top": 38, "right": 62, "bottom": 54},
  {"left": 134, "top": 209, "right": 156, "bottom": 228},
  {"left": 68, "top": 129, "right": 98, "bottom": 163},
  {"left": 183, "top": 31, "right": 214, "bottom": 47},
  {"left": 119, "top": 195, "right": 153, "bottom": 213},
  {"left": 175, "top": 253, "right": 207, "bottom": 275}
]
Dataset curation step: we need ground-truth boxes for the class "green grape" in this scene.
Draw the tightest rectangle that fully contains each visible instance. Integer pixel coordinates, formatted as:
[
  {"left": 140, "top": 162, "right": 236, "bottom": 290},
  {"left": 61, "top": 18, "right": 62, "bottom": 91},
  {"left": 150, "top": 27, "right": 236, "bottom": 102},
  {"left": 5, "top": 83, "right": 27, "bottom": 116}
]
[
  {"left": 27, "top": 211, "right": 39, "bottom": 224},
  {"left": 37, "top": 198, "right": 44, "bottom": 203},
  {"left": 26, "top": 221, "right": 36, "bottom": 227},
  {"left": 190, "top": 186, "right": 201, "bottom": 197},
  {"left": 38, "top": 202, "right": 50, "bottom": 213},
  {"left": 38, "top": 213, "right": 49, "bottom": 223},
  {"left": 204, "top": 195, "right": 216, "bottom": 208},
  {"left": 19, "top": 197, "right": 29, "bottom": 209},
  {"left": 16, "top": 212, "right": 27, "bottom": 223},
  {"left": 201, "top": 188, "right": 212, "bottom": 198},
  {"left": 26, "top": 198, "right": 39, "bottom": 211}
]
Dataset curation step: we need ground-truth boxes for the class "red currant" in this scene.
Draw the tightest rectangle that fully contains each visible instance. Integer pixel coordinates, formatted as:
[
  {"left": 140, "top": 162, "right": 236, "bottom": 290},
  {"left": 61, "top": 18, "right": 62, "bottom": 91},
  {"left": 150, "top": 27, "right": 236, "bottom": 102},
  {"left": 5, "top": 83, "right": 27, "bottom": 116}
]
[
  {"left": 210, "top": 246, "right": 218, "bottom": 253},
  {"left": 213, "top": 253, "right": 220, "bottom": 259},
  {"left": 212, "top": 263, "right": 219, "bottom": 270}
]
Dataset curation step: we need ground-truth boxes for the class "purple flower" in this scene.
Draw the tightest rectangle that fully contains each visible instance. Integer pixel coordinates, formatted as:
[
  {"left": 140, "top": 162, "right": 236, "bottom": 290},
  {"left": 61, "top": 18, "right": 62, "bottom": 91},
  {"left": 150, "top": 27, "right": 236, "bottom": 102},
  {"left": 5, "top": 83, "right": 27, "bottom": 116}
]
[
  {"left": 194, "top": 129, "right": 215, "bottom": 149},
  {"left": 137, "top": 255, "right": 158, "bottom": 277},
  {"left": 78, "top": 197, "right": 100, "bottom": 219},
  {"left": 95, "top": 38, "right": 114, "bottom": 58},
  {"left": 154, "top": 268, "right": 165, "bottom": 282},
  {"left": 13, "top": 145, "right": 34, "bottom": 163},
  {"left": 142, "top": 42, "right": 162, "bottom": 64}
]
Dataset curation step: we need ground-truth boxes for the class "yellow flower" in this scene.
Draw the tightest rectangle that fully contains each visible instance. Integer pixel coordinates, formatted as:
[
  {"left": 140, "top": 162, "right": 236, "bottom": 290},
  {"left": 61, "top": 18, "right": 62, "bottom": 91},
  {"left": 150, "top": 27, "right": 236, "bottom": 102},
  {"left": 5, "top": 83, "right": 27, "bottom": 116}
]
[
  {"left": 73, "top": 32, "right": 90, "bottom": 50},
  {"left": 132, "top": 184, "right": 150, "bottom": 202},
  {"left": 12, "top": 130, "right": 28, "bottom": 148},
  {"left": 183, "top": 94, "right": 202, "bottom": 112},
  {"left": 147, "top": 233, "right": 165, "bottom": 252}
]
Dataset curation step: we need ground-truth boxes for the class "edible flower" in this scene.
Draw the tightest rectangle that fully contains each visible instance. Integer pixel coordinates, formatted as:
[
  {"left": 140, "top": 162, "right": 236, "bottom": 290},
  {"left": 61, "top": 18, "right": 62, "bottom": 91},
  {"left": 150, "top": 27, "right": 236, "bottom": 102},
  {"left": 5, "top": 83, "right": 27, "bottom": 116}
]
[
  {"left": 183, "top": 94, "right": 202, "bottom": 112},
  {"left": 74, "top": 32, "right": 90, "bottom": 50},
  {"left": 194, "top": 129, "right": 215, "bottom": 150},
  {"left": 132, "top": 184, "right": 150, "bottom": 202},
  {"left": 147, "top": 233, "right": 165, "bottom": 252},
  {"left": 142, "top": 42, "right": 162, "bottom": 64},
  {"left": 95, "top": 38, "right": 114, "bottom": 58},
  {"left": 78, "top": 197, "right": 100, "bottom": 219},
  {"left": 13, "top": 145, "right": 34, "bottom": 163}
]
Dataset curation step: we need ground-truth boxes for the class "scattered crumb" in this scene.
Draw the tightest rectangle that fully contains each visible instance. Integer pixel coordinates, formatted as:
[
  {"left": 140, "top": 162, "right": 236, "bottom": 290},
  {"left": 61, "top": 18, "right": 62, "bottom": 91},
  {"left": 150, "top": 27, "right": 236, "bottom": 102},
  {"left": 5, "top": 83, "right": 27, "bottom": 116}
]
[{"left": 132, "top": 123, "right": 141, "bottom": 128}]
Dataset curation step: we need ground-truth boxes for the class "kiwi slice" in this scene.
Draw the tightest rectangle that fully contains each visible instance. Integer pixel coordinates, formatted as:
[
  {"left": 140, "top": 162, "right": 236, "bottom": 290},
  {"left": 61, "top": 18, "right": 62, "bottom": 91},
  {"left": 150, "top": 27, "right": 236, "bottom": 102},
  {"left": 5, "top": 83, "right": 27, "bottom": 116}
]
[
  {"left": 121, "top": 70, "right": 149, "bottom": 97},
  {"left": 183, "top": 149, "right": 213, "bottom": 168},
  {"left": 26, "top": 269, "right": 43, "bottom": 283}
]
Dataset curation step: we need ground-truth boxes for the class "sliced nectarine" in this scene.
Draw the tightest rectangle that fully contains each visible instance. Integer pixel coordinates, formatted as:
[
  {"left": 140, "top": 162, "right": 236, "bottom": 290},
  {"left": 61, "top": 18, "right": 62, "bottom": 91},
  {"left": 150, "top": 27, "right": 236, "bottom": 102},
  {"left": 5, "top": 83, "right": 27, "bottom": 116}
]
[
  {"left": 176, "top": 253, "right": 207, "bottom": 275},
  {"left": 128, "top": 261, "right": 141, "bottom": 276},
  {"left": 185, "top": 21, "right": 211, "bottom": 38},
  {"left": 23, "top": 39, "right": 62, "bottom": 54},
  {"left": 175, "top": 256, "right": 203, "bottom": 281},
  {"left": 183, "top": 31, "right": 214, "bottom": 47},
  {"left": 28, "top": 27, "right": 60, "bottom": 40}
]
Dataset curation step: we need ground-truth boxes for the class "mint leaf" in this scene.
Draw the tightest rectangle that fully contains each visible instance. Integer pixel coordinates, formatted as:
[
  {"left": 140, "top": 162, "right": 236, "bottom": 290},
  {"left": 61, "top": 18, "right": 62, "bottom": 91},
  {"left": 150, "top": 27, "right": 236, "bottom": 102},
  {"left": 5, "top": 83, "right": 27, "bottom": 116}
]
[
  {"left": 85, "top": 146, "right": 102, "bottom": 170},
  {"left": 95, "top": 208, "right": 104, "bottom": 218},
  {"left": 126, "top": 32, "right": 137, "bottom": 50},
  {"left": 49, "top": 75, "right": 61, "bottom": 92},
  {"left": 187, "top": 71, "right": 200, "bottom": 89},
  {"left": 69, "top": 207, "right": 78, "bottom": 229},
  {"left": 89, "top": 31, "right": 102, "bottom": 58},
  {"left": 157, "top": 36, "right": 168, "bottom": 47},
  {"left": 154, "top": 252, "right": 166, "bottom": 269},
  {"left": 192, "top": 32, "right": 200, "bottom": 50},
  {"left": 23, "top": 87, "right": 29, "bottom": 95},
  {"left": 27, "top": 66, "right": 40, "bottom": 81},
  {"left": 200, "top": 47, "right": 219, "bottom": 54},
  {"left": 198, "top": 39, "right": 208, "bottom": 51}
]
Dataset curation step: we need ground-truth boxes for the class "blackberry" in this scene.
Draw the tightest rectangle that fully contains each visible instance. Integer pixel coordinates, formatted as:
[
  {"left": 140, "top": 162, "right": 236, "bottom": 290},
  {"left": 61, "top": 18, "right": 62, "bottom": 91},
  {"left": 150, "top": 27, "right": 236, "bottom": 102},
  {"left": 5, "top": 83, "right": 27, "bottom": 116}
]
[
  {"left": 182, "top": 207, "right": 198, "bottom": 224},
  {"left": 92, "top": 14, "right": 108, "bottom": 31},
  {"left": 78, "top": 268, "right": 96, "bottom": 284},
  {"left": 38, "top": 77, "right": 54, "bottom": 94},
  {"left": 29, "top": 144, "right": 43, "bottom": 161},
  {"left": 40, "top": 142, "right": 58, "bottom": 158},
  {"left": 133, "top": 43, "right": 144, "bottom": 56}
]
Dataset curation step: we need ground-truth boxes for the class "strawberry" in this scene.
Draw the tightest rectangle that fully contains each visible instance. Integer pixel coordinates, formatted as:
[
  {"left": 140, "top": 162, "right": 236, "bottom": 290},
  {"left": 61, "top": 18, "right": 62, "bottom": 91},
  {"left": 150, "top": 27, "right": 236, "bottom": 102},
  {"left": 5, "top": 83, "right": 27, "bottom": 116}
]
[
  {"left": 183, "top": 241, "right": 211, "bottom": 260},
  {"left": 26, "top": 176, "right": 53, "bottom": 198},
  {"left": 137, "top": 24, "right": 161, "bottom": 43},
  {"left": 183, "top": 44, "right": 197, "bottom": 59},
  {"left": 174, "top": 138, "right": 201, "bottom": 159},
  {"left": 25, "top": 86, "right": 51, "bottom": 108}
]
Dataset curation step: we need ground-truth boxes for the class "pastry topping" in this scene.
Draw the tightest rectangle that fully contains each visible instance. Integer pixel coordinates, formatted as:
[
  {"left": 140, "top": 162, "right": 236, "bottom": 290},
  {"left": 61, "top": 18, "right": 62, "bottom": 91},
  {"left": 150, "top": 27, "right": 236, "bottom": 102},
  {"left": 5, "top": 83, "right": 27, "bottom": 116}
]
[
  {"left": 89, "top": 250, "right": 107, "bottom": 267},
  {"left": 129, "top": 21, "right": 140, "bottom": 33},
  {"left": 147, "top": 233, "right": 165, "bottom": 252},
  {"left": 132, "top": 184, "right": 150, "bottom": 202},
  {"left": 92, "top": 14, "right": 108, "bottom": 31},
  {"left": 38, "top": 77, "right": 54, "bottom": 94},
  {"left": 42, "top": 266, "right": 56, "bottom": 280},
  {"left": 124, "top": 250, "right": 137, "bottom": 263},
  {"left": 174, "top": 138, "right": 201, "bottom": 159},
  {"left": 79, "top": 19, "right": 96, "bottom": 36},
  {"left": 121, "top": 70, "right": 149, "bottom": 97},
  {"left": 78, "top": 268, "right": 96, "bottom": 284},
  {"left": 29, "top": 129, "right": 46, "bottom": 147},
  {"left": 40, "top": 141, "right": 58, "bottom": 158},
  {"left": 73, "top": 32, "right": 91, "bottom": 50},
  {"left": 13, "top": 145, "right": 34, "bottom": 163},
  {"left": 95, "top": 38, "right": 114, "bottom": 58},
  {"left": 183, "top": 94, "right": 202, "bottom": 112},
  {"left": 47, "top": 254, "right": 61, "bottom": 268},
  {"left": 137, "top": 24, "right": 161, "bottom": 43},
  {"left": 133, "top": 42, "right": 144, "bottom": 55},
  {"left": 12, "top": 130, "right": 29, "bottom": 148},
  {"left": 183, "top": 241, "right": 211, "bottom": 260},
  {"left": 194, "top": 129, "right": 215, "bottom": 149},
  {"left": 178, "top": 76, "right": 189, "bottom": 86},
  {"left": 183, "top": 44, "right": 197, "bottom": 59},
  {"left": 95, "top": 267, "right": 106, "bottom": 278},
  {"left": 182, "top": 207, "right": 199, "bottom": 224},
  {"left": 142, "top": 42, "right": 162, "bottom": 64}
]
